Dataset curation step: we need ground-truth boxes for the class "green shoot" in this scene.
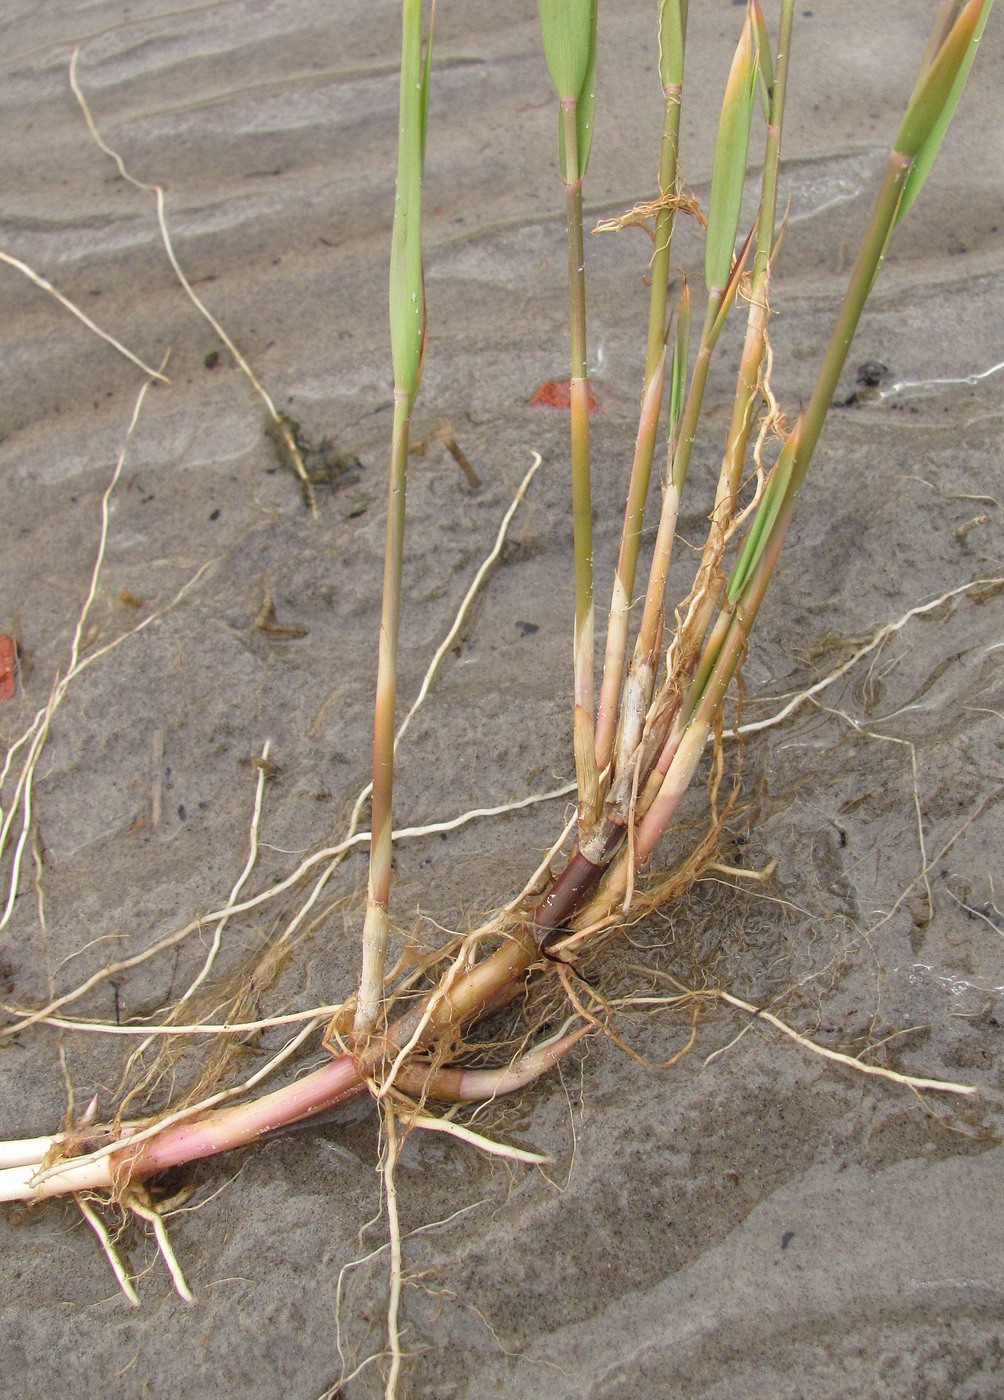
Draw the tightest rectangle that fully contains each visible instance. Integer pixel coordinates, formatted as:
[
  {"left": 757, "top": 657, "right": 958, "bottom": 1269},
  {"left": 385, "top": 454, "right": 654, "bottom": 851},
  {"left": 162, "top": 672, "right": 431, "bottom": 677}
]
[
  {"left": 356, "top": 0, "right": 434, "bottom": 1035},
  {"left": 538, "top": 0, "right": 600, "bottom": 827}
]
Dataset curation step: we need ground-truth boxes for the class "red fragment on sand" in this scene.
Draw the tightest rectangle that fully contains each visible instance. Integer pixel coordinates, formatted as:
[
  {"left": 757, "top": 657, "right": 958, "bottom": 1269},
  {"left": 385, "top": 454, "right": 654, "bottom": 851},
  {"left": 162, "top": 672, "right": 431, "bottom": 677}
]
[
  {"left": 0, "top": 635, "right": 16, "bottom": 701},
  {"left": 531, "top": 379, "right": 600, "bottom": 411}
]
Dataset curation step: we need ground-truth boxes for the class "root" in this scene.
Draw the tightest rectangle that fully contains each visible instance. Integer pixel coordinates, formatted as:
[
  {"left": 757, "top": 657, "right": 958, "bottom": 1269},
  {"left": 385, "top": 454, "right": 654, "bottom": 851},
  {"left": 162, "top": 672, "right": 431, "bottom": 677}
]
[
  {"left": 381, "top": 1106, "right": 405, "bottom": 1400},
  {"left": 76, "top": 1195, "right": 140, "bottom": 1307},
  {"left": 1, "top": 367, "right": 166, "bottom": 932},
  {"left": 593, "top": 186, "right": 707, "bottom": 238},
  {"left": 715, "top": 987, "right": 977, "bottom": 1096},
  {"left": 401, "top": 1112, "right": 553, "bottom": 1164},
  {"left": 116, "top": 739, "right": 274, "bottom": 1109},
  {"left": 68, "top": 48, "right": 317, "bottom": 515},
  {"left": 126, "top": 1187, "right": 195, "bottom": 1303},
  {"left": 623, "top": 965, "right": 978, "bottom": 1097},
  {"left": 0, "top": 249, "right": 168, "bottom": 382},
  {"left": 735, "top": 577, "right": 1004, "bottom": 739}
]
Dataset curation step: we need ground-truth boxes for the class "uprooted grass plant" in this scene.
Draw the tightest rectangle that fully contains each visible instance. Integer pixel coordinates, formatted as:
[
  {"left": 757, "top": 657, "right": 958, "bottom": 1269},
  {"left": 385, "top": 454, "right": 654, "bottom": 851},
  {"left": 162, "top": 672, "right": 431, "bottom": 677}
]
[{"left": 0, "top": 0, "right": 998, "bottom": 1391}]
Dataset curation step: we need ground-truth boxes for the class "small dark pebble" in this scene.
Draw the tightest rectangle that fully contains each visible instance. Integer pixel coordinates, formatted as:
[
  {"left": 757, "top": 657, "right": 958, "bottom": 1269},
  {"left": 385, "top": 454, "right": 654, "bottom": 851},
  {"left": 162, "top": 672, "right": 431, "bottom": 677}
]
[{"left": 855, "top": 359, "right": 889, "bottom": 388}]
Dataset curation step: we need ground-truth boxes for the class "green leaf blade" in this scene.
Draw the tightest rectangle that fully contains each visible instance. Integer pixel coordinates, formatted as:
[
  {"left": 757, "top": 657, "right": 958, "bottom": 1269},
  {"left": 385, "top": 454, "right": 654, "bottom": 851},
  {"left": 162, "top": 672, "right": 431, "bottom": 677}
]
[
  {"left": 704, "top": 11, "right": 758, "bottom": 294},
  {"left": 895, "top": 0, "right": 988, "bottom": 157},
  {"left": 545, "top": 0, "right": 597, "bottom": 181},
  {"left": 668, "top": 281, "right": 690, "bottom": 448},
  {"left": 897, "top": 0, "right": 993, "bottom": 224},
  {"left": 726, "top": 432, "right": 796, "bottom": 603},
  {"left": 749, "top": 0, "right": 774, "bottom": 120},
  {"left": 389, "top": 0, "right": 432, "bottom": 397},
  {"left": 538, "top": 0, "right": 595, "bottom": 101}
]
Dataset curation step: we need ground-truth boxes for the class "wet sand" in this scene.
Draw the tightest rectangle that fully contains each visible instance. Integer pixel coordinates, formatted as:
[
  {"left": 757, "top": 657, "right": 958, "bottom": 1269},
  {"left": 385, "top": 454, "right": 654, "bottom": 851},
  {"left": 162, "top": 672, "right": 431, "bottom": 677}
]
[{"left": 1, "top": 2, "right": 1003, "bottom": 1396}]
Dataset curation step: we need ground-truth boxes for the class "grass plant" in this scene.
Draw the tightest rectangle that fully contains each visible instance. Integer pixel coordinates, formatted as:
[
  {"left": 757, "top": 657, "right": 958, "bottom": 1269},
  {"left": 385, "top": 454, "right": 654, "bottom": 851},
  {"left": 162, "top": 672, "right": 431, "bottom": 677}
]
[{"left": 0, "top": 0, "right": 996, "bottom": 1390}]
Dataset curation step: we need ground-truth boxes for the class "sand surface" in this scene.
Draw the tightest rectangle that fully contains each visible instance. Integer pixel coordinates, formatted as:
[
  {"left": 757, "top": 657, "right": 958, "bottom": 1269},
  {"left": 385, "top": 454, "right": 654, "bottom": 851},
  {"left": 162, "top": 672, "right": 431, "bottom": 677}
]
[{"left": 1, "top": 2, "right": 1003, "bottom": 1396}]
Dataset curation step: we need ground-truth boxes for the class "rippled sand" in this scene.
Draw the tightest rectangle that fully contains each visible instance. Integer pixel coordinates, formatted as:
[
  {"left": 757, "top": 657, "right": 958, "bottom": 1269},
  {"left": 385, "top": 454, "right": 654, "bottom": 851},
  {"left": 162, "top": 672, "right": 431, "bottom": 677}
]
[{"left": 2, "top": 3, "right": 1003, "bottom": 1396}]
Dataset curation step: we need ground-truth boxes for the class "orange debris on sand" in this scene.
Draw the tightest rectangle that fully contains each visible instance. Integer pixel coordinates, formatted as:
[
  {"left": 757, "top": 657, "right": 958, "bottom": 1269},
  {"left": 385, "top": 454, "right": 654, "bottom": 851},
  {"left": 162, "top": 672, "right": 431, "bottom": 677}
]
[
  {"left": 531, "top": 379, "right": 600, "bottom": 411},
  {"left": 0, "top": 635, "right": 16, "bottom": 701}
]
